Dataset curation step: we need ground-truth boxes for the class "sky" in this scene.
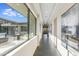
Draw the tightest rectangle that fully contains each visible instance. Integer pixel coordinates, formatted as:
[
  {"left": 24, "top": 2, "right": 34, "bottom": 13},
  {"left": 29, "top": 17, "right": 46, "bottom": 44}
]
[{"left": 0, "top": 3, "right": 27, "bottom": 23}]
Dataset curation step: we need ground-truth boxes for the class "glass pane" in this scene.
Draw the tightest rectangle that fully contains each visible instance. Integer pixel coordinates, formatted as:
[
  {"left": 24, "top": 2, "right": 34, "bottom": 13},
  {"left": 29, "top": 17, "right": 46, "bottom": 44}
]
[
  {"left": 0, "top": 3, "right": 28, "bottom": 55},
  {"left": 29, "top": 11, "right": 36, "bottom": 39},
  {"left": 61, "top": 4, "right": 79, "bottom": 56}
]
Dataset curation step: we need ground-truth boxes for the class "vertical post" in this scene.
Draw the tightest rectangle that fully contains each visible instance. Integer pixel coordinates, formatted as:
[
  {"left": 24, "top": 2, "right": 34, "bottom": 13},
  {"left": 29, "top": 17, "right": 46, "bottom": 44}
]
[
  {"left": 24, "top": 3, "right": 30, "bottom": 40},
  {"left": 0, "top": 24, "right": 1, "bottom": 33},
  {"left": 66, "top": 35, "right": 69, "bottom": 56},
  {"left": 35, "top": 18, "right": 37, "bottom": 35},
  {"left": 28, "top": 8, "right": 30, "bottom": 40}
]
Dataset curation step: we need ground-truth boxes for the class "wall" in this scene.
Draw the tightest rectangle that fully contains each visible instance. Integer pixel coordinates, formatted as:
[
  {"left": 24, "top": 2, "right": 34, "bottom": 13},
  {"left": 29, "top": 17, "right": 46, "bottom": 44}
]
[
  {"left": 56, "top": 16, "right": 68, "bottom": 56},
  {"left": 50, "top": 3, "right": 75, "bottom": 56}
]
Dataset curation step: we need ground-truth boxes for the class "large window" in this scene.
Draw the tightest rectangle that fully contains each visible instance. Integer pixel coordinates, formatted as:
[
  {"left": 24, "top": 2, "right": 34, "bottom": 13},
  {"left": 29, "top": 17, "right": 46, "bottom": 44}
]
[
  {"left": 29, "top": 11, "right": 36, "bottom": 39},
  {"left": 61, "top": 4, "right": 79, "bottom": 56},
  {"left": 0, "top": 3, "right": 37, "bottom": 56}
]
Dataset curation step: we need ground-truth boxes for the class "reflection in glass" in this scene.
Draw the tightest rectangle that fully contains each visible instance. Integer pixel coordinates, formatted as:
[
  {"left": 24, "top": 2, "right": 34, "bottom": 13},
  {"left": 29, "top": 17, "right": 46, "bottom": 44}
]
[
  {"left": 61, "top": 4, "right": 79, "bottom": 56},
  {"left": 0, "top": 3, "right": 36, "bottom": 56},
  {"left": 29, "top": 11, "right": 36, "bottom": 39},
  {"left": 0, "top": 3, "right": 28, "bottom": 55}
]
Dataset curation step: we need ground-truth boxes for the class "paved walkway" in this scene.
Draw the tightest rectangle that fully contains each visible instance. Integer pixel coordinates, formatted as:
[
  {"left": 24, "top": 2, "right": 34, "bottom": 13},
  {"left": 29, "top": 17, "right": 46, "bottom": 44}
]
[{"left": 34, "top": 34, "right": 60, "bottom": 56}]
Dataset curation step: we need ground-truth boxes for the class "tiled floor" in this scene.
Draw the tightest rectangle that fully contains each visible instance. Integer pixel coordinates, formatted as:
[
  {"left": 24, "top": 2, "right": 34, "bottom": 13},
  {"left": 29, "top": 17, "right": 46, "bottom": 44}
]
[{"left": 34, "top": 34, "right": 60, "bottom": 56}]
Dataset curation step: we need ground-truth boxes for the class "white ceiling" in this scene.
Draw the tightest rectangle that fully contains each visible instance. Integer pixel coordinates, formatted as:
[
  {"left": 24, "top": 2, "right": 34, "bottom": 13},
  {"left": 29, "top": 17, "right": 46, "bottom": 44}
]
[
  {"left": 40, "top": 3, "right": 56, "bottom": 25},
  {"left": 27, "top": 3, "right": 74, "bottom": 25}
]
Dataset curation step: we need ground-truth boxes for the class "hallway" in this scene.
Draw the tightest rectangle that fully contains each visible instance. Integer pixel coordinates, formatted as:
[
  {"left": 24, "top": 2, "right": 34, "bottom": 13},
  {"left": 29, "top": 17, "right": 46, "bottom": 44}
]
[
  {"left": 0, "top": 3, "right": 77, "bottom": 56},
  {"left": 34, "top": 34, "right": 60, "bottom": 56}
]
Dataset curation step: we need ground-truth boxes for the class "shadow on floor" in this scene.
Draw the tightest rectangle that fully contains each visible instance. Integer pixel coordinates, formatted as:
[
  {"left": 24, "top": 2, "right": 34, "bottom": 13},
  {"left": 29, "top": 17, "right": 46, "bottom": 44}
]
[{"left": 33, "top": 34, "right": 60, "bottom": 56}]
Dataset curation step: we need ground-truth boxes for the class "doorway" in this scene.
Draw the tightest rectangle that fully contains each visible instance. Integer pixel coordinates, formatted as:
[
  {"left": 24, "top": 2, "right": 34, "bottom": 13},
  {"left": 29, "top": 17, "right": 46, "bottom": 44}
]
[{"left": 43, "top": 24, "right": 49, "bottom": 39}]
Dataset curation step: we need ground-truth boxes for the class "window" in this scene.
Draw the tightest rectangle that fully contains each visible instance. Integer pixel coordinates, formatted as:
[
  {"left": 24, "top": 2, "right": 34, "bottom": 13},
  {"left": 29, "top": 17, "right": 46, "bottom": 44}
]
[
  {"left": 61, "top": 4, "right": 79, "bottom": 56},
  {"left": 29, "top": 11, "right": 36, "bottom": 39},
  {"left": 0, "top": 3, "right": 37, "bottom": 56},
  {"left": 7, "top": 3, "right": 28, "bottom": 40}
]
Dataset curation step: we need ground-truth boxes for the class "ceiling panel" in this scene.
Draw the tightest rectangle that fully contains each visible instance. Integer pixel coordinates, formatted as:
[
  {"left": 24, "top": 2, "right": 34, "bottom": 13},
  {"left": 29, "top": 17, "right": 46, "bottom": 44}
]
[{"left": 40, "top": 3, "right": 56, "bottom": 24}]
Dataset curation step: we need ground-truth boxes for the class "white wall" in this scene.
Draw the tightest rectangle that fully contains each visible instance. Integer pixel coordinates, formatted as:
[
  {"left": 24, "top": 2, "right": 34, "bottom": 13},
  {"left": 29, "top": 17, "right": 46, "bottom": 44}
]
[{"left": 50, "top": 3, "right": 75, "bottom": 56}]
